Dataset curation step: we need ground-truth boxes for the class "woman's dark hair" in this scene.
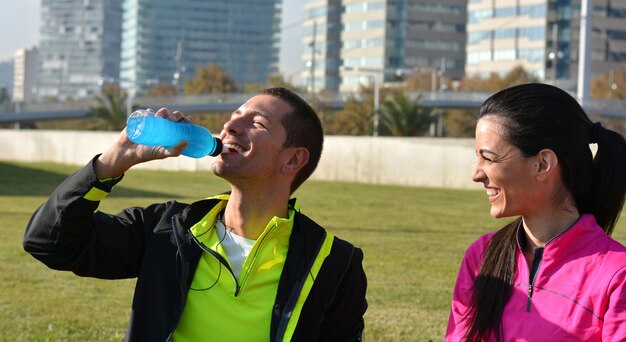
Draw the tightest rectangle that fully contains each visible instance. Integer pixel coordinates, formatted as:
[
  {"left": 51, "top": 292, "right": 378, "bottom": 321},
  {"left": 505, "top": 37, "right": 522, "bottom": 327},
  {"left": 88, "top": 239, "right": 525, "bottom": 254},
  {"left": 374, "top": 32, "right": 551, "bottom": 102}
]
[
  {"left": 464, "top": 83, "right": 626, "bottom": 341},
  {"left": 257, "top": 87, "right": 324, "bottom": 193}
]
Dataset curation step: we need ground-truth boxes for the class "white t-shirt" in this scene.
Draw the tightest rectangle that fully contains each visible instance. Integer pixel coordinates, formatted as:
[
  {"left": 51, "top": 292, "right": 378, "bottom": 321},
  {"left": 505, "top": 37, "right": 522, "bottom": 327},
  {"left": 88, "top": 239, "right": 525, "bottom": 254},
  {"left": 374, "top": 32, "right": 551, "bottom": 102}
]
[{"left": 215, "top": 220, "right": 256, "bottom": 278}]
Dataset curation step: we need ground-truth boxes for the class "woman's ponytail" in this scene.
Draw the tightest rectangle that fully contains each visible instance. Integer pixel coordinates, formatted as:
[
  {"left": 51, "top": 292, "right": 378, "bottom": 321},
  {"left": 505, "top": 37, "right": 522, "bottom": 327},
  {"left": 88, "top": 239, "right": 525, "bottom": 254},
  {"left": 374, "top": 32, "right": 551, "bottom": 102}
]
[{"left": 585, "top": 123, "right": 626, "bottom": 235}]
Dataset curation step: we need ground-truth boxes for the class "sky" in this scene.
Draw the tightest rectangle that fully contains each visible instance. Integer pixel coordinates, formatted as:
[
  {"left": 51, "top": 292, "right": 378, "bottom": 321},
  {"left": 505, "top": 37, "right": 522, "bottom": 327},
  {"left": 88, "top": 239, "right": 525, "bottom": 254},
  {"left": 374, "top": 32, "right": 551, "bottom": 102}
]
[{"left": 0, "top": 0, "right": 305, "bottom": 85}]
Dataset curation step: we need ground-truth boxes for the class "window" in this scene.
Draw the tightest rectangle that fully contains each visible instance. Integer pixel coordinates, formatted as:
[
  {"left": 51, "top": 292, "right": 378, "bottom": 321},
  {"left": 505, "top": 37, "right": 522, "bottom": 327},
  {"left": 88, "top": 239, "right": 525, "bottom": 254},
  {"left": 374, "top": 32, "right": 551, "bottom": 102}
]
[
  {"left": 495, "top": 7, "right": 516, "bottom": 17},
  {"left": 344, "top": 20, "right": 385, "bottom": 31},
  {"left": 519, "top": 26, "right": 546, "bottom": 40},
  {"left": 608, "top": 30, "right": 626, "bottom": 40},
  {"left": 409, "top": 2, "right": 464, "bottom": 15},
  {"left": 520, "top": 4, "right": 546, "bottom": 18},
  {"left": 494, "top": 49, "right": 516, "bottom": 61},
  {"left": 495, "top": 29, "right": 515, "bottom": 39},
  {"left": 467, "top": 50, "right": 492, "bottom": 64},
  {"left": 518, "top": 48, "right": 544, "bottom": 62},
  {"left": 468, "top": 30, "right": 492, "bottom": 44},
  {"left": 346, "top": 1, "right": 385, "bottom": 13},
  {"left": 469, "top": 9, "right": 493, "bottom": 23},
  {"left": 305, "top": 7, "right": 326, "bottom": 20}
]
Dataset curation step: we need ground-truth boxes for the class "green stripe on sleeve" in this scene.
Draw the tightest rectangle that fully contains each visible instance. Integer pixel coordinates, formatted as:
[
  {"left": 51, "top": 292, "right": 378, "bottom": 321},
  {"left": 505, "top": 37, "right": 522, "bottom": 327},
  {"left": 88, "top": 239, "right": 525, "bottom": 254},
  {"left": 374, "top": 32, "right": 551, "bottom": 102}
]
[{"left": 83, "top": 187, "right": 110, "bottom": 201}]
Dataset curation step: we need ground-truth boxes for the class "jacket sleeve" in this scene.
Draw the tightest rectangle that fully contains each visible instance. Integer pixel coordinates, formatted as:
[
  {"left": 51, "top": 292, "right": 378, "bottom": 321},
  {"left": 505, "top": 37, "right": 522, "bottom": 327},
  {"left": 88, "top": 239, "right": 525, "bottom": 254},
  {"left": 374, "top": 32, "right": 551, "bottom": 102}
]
[
  {"left": 445, "top": 235, "right": 489, "bottom": 341},
  {"left": 319, "top": 246, "right": 368, "bottom": 341},
  {"left": 602, "top": 266, "right": 626, "bottom": 341},
  {"left": 23, "top": 156, "right": 166, "bottom": 279}
]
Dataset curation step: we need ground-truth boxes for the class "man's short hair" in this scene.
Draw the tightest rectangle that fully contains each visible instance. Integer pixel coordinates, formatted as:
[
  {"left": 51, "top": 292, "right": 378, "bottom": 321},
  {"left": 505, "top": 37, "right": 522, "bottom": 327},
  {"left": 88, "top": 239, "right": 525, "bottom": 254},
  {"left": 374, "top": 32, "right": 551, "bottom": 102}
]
[{"left": 257, "top": 87, "right": 324, "bottom": 193}]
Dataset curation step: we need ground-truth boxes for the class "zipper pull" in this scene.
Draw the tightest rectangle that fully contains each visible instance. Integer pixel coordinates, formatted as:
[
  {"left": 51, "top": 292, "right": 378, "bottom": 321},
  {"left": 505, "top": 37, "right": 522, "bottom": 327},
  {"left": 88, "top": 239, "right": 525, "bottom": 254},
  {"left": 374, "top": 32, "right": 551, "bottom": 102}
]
[{"left": 526, "top": 284, "right": 533, "bottom": 311}]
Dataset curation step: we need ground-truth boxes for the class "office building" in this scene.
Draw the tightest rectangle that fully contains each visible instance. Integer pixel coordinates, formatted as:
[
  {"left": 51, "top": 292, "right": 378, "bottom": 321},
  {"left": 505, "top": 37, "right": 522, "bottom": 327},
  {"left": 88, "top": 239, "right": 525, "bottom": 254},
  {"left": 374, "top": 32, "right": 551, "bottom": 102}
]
[
  {"left": 0, "top": 60, "right": 13, "bottom": 97},
  {"left": 466, "top": 0, "right": 626, "bottom": 88},
  {"left": 312, "top": 0, "right": 467, "bottom": 93},
  {"left": 302, "top": 0, "right": 343, "bottom": 93},
  {"left": 13, "top": 48, "right": 39, "bottom": 103},
  {"left": 120, "top": 0, "right": 280, "bottom": 96},
  {"left": 38, "top": 0, "right": 123, "bottom": 100}
]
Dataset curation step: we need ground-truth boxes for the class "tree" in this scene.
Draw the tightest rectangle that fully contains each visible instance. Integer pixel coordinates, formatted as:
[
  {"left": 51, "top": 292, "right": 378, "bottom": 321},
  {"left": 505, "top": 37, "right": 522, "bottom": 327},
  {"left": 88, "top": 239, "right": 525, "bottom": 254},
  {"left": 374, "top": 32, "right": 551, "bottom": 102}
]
[
  {"left": 0, "top": 87, "right": 10, "bottom": 111},
  {"left": 331, "top": 94, "right": 373, "bottom": 135},
  {"left": 444, "top": 109, "right": 476, "bottom": 138},
  {"left": 266, "top": 73, "right": 307, "bottom": 92},
  {"left": 330, "top": 83, "right": 389, "bottom": 135},
  {"left": 459, "top": 65, "right": 536, "bottom": 92},
  {"left": 592, "top": 67, "right": 626, "bottom": 100},
  {"left": 90, "top": 83, "right": 131, "bottom": 131},
  {"left": 184, "top": 64, "right": 238, "bottom": 94},
  {"left": 145, "top": 83, "right": 178, "bottom": 96},
  {"left": 378, "top": 91, "right": 432, "bottom": 136},
  {"left": 242, "top": 73, "right": 307, "bottom": 93},
  {"left": 404, "top": 70, "right": 453, "bottom": 92}
]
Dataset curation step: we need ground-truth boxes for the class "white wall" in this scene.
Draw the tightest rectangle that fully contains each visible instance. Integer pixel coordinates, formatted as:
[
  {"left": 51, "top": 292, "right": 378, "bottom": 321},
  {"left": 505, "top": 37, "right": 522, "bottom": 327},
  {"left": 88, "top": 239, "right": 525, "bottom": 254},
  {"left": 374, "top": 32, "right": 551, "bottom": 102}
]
[{"left": 0, "top": 129, "right": 479, "bottom": 190}]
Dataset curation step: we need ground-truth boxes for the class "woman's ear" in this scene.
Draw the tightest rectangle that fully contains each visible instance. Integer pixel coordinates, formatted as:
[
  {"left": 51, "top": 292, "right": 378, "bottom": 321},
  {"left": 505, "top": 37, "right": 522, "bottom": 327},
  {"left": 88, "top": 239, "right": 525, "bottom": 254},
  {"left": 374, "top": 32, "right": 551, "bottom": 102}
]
[
  {"left": 281, "top": 147, "right": 309, "bottom": 176},
  {"left": 535, "top": 149, "right": 559, "bottom": 181}
]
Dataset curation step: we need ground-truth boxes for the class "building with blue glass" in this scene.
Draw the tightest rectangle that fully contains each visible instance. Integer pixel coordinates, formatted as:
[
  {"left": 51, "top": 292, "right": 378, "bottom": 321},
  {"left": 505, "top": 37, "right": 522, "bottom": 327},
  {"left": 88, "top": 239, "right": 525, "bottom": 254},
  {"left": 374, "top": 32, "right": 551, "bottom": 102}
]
[
  {"left": 120, "top": 0, "right": 280, "bottom": 96},
  {"left": 38, "top": 0, "right": 123, "bottom": 100},
  {"left": 466, "top": 0, "right": 626, "bottom": 88},
  {"left": 303, "top": 0, "right": 467, "bottom": 93}
]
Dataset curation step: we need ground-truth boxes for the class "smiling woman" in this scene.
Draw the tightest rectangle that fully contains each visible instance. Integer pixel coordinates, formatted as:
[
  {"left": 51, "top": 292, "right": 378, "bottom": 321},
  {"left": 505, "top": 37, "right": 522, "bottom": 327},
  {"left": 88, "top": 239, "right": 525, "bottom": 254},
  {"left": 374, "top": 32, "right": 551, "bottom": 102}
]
[
  {"left": 446, "top": 83, "right": 626, "bottom": 342},
  {"left": 472, "top": 118, "right": 544, "bottom": 219}
]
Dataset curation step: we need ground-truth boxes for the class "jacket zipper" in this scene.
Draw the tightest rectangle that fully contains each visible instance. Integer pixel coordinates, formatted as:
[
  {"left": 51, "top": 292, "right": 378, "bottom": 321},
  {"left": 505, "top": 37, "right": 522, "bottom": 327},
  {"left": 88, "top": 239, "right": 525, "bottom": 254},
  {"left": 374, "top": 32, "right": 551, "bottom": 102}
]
[
  {"left": 526, "top": 247, "right": 544, "bottom": 312},
  {"left": 520, "top": 219, "right": 576, "bottom": 313},
  {"left": 238, "top": 224, "right": 277, "bottom": 293},
  {"left": 189, "top": 222, "right": 279, "bottom": 296}
]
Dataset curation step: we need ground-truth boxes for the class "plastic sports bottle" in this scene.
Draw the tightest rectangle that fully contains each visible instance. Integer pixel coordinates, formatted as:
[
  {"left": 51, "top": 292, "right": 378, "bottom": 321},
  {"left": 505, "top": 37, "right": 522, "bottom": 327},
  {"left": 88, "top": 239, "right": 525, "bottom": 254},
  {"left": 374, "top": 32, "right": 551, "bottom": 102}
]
[{"left": 126, "top": 109, "right": 223, "bottom": 158}]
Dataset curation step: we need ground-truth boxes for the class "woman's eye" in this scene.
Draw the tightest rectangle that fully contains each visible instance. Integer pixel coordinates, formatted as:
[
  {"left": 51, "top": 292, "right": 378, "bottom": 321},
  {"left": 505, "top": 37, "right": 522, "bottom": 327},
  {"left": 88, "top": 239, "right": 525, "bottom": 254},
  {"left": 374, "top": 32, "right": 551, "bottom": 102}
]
[{"left": 479, "top": 154, "right": 492, "bottom": 162}]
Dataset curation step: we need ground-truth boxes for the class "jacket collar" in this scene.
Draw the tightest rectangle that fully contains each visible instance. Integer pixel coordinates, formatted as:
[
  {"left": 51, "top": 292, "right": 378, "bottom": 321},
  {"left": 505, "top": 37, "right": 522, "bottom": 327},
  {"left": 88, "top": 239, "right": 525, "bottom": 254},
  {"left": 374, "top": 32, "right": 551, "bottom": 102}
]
[{"left": 516, "top": 214, "right": 603, "bottom": 260}]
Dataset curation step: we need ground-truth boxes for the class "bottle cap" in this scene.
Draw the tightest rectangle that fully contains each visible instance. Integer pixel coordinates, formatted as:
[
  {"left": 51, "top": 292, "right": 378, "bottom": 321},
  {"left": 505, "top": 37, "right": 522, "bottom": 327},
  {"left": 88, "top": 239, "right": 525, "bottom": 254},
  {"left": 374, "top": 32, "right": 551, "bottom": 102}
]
[{"left": 210, "top": 138, "right": 223, "bottom": 157}]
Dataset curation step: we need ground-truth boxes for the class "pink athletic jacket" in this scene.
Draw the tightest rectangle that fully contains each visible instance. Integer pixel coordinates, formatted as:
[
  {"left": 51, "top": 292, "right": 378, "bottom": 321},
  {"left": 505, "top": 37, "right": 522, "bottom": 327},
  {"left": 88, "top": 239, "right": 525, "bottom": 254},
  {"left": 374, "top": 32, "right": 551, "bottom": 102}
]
[{"left": 446, "top": 214, "right": 626, "bottom": 341}]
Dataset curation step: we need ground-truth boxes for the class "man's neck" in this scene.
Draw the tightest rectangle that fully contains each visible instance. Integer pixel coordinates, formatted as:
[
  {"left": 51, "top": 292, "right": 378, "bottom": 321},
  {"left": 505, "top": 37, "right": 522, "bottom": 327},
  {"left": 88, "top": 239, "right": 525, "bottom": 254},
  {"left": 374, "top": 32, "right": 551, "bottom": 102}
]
[{"left": 222, "top": 186, "right": 291, "bottom": 240}]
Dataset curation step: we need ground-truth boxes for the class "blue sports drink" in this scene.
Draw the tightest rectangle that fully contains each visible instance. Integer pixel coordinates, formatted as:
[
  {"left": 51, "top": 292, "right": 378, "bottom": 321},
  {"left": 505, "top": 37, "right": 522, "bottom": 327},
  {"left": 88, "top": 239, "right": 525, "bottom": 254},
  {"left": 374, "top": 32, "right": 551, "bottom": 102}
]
[{"left": 126, "top": 109, "right": 223, "bottom": 158}]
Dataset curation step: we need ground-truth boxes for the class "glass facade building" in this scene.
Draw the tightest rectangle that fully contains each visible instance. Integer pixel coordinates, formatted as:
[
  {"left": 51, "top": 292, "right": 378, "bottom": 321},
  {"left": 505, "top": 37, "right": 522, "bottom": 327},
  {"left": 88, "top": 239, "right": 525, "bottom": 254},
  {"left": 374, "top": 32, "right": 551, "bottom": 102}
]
[
  {"left": 337, "top": 0, "right": 467, "bottom": 92},
  {"left": 466, "top": 0, "right": 626, "bottom": 87},
  {"left": 38, "top": 0, "right": 123, "bottom": 100},
  {"left": 120, "top": 0, "right": 280, "bottom": 95},
  {"left": 302, "top": 0, "right": 343, "bottom": 92}
]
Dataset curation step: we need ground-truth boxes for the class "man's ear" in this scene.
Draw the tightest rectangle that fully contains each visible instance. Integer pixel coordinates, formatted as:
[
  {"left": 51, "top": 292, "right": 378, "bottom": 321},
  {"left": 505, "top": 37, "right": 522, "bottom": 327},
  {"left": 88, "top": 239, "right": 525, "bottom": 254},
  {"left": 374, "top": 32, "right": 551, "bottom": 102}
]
[
  {"left": 281, "top": 147, "right": 309, "bottom": 175},
  {"left": 535, "top": 149, "right": 559, "bottom": 181}
]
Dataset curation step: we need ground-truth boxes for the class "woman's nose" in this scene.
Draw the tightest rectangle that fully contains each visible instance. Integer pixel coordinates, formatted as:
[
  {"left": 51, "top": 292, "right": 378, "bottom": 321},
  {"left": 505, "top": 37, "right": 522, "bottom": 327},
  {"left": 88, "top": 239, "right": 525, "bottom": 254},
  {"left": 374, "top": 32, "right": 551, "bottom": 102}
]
[{"left": 471, "top": 165, "right": 485, "bottom": 183}]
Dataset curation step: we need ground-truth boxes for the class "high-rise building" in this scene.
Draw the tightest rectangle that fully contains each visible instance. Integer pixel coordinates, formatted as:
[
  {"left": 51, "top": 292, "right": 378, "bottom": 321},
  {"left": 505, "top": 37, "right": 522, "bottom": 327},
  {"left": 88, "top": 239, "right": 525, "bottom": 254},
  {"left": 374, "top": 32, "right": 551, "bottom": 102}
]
[
  {"left": 0, "top": 60, "right": 13, "bottom": 97},
  {"left": 38, "top": 0, "right": 123, "bottom": 100},
  {"left": 120, "top": 0, "right": 280, "bottom": 96},
  {"left": 302, "top": 0, "right": 343, "bottom": 93},
  {"left": 466, "top": 0, "right": 626, "bottom": 88},
  {"left": 13, "top": 48, "right": 39, "bottom": 103},
  {"left": 304, "top": 0, "right": 467, "bottom": 93}
]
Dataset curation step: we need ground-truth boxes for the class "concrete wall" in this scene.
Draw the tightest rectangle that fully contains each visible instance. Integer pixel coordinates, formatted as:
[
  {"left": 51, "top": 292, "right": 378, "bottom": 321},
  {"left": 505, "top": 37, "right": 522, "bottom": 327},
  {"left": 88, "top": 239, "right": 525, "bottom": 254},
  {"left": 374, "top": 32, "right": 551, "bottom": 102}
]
[{"left": 0, "top": 129, "right": 479, "bottom": 190}]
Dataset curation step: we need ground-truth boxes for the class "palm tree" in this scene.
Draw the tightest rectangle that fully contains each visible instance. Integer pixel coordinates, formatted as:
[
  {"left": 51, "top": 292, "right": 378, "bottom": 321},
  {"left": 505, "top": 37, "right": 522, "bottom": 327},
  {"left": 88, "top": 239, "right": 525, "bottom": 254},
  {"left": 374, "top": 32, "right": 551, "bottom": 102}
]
[
  {"left": 379, "top": 91, "right": 432, "bottom": 136},
  {"left": 90, "top": 83, "right": 130, "bottom": 130}
]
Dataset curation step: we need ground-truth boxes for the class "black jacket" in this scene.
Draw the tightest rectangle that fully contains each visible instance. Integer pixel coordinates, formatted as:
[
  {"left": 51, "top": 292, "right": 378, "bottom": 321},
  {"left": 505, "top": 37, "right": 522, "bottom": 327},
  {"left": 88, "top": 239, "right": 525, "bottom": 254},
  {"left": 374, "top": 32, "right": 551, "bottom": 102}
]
[{"left": 23, "top": 158, "right": 367, "bottom": 341}]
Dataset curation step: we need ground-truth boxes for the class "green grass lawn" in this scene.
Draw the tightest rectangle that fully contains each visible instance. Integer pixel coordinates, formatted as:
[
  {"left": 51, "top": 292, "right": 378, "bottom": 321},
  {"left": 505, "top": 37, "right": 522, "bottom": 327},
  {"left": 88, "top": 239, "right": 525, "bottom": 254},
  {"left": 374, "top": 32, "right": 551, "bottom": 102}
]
[{"left": 1, "top": 161, "right": 625, "bottom": 341}]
